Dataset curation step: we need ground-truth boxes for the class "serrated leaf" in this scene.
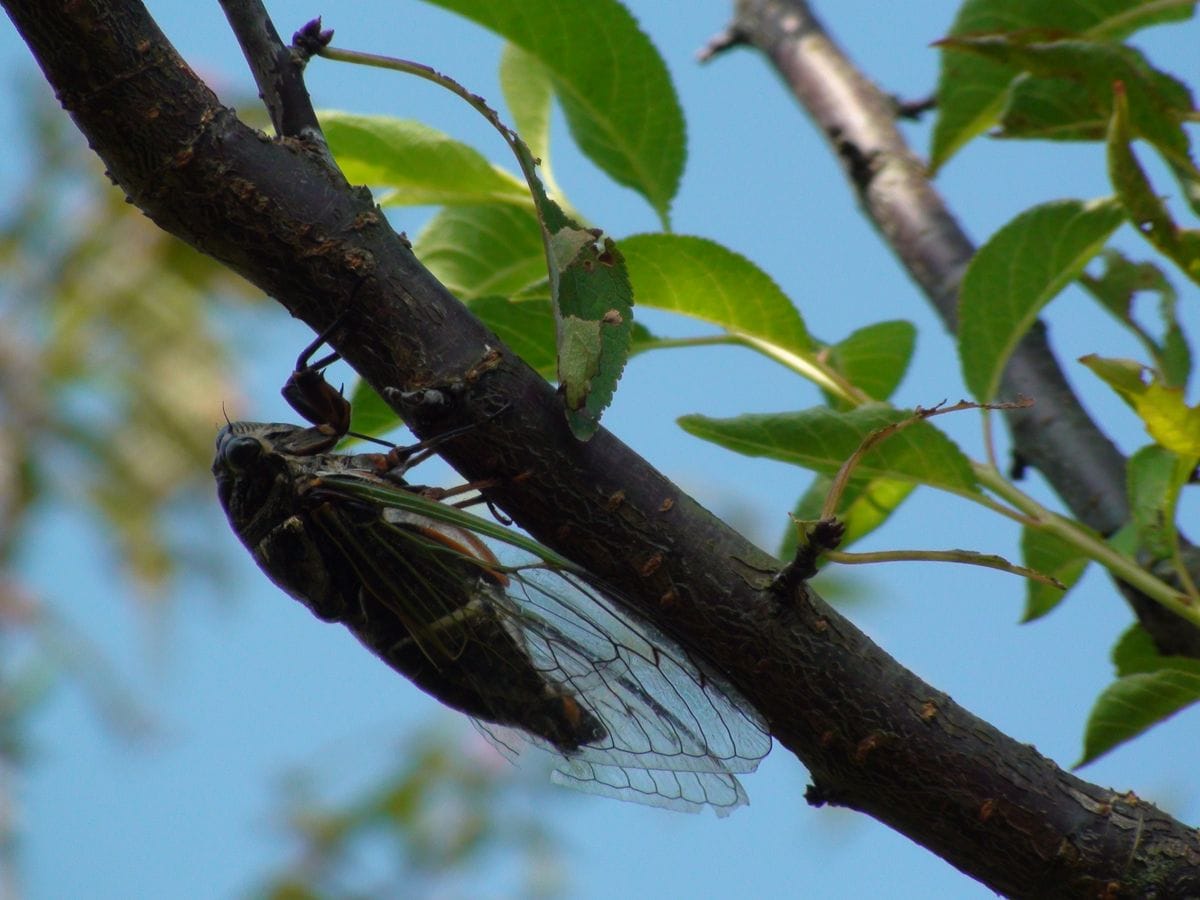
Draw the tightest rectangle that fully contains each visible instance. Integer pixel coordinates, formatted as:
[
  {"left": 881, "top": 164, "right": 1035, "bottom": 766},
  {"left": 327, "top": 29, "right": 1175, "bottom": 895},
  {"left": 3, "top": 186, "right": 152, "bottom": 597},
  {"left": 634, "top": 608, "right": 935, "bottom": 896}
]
[
  {"left": 930, "top": 0, "right": 1193, "bottom": 170},
  {"left": 1080, "top": 666, "right": 1200, "bottom": 766},
  {"left": 1019, "top": 526, "right": 1091, "bottom": 622},
  {"left": 414, "top": 205, "right": 547, "bottom": 300},
  {"left": 951, "top": 39, "right": 1196, "bottom": 171},
  {"left": 678, "top": 406, "right": 979, "bottom": 497},
  {"left": 1127, "top": 443, "right": 1192, "bottom": 564},
  {"left": 1081, "top": 355, "right": 1200, "bottom": 456},
  {"left": 423, "top": 0, "right": 685, "bottom": 225},
  {"left": 959, "top": 198, "right": 1124, "bottom": 401},
  {"left": 1112, "top": 623, "right": 1163, "bottom": 677},
  {"left": 552, "top": 233, "right": 633, "bottom": 439},
  {"left": 466, "top": 296, "right": 658, "bottom": 380},
  {"left": 320, "top": 112, "right": 530, "bottom": 207},
  {"left": 1080, "top": 249, "right": 1190, "bottom": 387},
  {"left": 1107, "top": 85, "right": 1200, "bottom": 286},
  {"left": 620, "top": 233, "right": 811, "bottom": 357},
  {"left": 778, "top": 474, "right": 915, "bottom": 559},
  {"left": 827, "top": 321, "right": 916, "bottom": 403}
]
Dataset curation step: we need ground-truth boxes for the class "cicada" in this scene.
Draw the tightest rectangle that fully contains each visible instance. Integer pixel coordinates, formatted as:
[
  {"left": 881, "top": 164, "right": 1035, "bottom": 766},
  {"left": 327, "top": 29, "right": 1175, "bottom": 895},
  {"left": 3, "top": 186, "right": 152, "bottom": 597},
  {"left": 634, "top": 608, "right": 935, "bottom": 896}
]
[{"left": 213, "top": 333, "right": 770, "bottom": 814}]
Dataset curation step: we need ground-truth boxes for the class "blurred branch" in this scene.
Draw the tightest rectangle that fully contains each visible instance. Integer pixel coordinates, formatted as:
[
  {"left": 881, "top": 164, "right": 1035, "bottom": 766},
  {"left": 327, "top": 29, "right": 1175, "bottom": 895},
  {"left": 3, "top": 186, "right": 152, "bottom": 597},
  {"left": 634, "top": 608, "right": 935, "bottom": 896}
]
[
  {"left": 6, "top": 0, "right": 1200, "bottom": 895},
  {"left": 713, "top": 0, "right": 1200, "bottom": 656}
]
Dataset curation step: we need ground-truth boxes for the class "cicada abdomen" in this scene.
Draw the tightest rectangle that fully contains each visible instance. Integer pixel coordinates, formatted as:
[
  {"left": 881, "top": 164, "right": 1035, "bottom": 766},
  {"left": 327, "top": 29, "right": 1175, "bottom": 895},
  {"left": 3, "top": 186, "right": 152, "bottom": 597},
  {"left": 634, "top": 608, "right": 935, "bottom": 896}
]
[{"left": 214, "top": 421, "right": 605, "bottom": 752}]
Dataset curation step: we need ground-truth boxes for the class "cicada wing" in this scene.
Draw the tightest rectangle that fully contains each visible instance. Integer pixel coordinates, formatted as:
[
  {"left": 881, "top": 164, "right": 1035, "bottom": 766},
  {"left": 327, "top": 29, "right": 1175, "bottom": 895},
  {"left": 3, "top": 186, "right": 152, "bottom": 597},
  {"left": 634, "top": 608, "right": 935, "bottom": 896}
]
[
  {"left": 551, "top": 759, "right": 749, "bottom": 817},
  {"left": 498, "top": 567, "right": 770, "bottom": 770},
  {"left": 476, "top": 720, "right": 751, "bottom": 816},
  {"left": 472, "top": 565, "right": 771, "bottom": 813},
  {"left": 306, "top": 467, "right": 771, "bottom": 814}
]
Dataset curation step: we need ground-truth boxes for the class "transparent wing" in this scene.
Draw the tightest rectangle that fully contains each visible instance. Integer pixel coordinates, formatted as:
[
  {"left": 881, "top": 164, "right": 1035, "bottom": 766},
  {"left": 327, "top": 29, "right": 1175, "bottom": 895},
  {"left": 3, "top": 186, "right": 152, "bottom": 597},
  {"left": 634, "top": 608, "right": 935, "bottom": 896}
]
[
  {"left": 476, "top": 564, "right": 771, "bottom": 816},
  {"left": 316, "top": 471, "right": 772, "bottom": 815}
]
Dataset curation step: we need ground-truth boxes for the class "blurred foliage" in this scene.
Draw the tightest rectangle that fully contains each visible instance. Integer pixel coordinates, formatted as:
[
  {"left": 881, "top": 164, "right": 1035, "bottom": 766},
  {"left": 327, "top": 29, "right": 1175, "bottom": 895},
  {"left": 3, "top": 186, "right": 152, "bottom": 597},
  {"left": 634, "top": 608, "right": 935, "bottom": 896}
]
[
  {"left": 0, "top": 81, "right": 257, "bottom": 889},
  {"left": 0, "top": 90, "right": 252, "bottom": 592},
  {"left": 261, "top": 731, "right": 565, "bottom": 899},
  {"left": 0, "top": 84, "right": 564, "bottom": 895}
]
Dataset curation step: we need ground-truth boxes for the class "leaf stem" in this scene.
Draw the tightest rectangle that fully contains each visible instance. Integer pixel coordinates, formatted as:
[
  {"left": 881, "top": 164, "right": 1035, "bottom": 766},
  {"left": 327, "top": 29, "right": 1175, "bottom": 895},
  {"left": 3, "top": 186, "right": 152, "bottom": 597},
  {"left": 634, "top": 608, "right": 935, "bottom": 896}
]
[
  {"left": 976, "top": 463, "right": 1199, "bottom": 625},
  {"left": 825, "top": 547, "right": 1065, "bottom": 589}
]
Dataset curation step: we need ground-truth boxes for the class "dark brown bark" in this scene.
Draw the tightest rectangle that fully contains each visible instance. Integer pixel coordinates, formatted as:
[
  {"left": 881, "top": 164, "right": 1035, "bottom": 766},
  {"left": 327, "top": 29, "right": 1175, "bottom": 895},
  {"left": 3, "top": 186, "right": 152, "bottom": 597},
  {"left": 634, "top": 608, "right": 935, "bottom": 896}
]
[
  {"left": 6, "top": 0, "right": 1200, "bottom": 895},
  {"left": 714, "top": 0, "right": 1200, "bottom": 658}
]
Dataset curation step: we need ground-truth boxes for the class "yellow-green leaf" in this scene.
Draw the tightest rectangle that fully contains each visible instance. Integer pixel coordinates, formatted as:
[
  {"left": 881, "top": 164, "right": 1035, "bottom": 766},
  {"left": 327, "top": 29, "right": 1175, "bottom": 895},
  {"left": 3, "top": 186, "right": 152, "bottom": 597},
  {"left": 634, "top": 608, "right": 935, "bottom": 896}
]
[{"left": 320, "top": 112, "right": 530, "bottom": 207}]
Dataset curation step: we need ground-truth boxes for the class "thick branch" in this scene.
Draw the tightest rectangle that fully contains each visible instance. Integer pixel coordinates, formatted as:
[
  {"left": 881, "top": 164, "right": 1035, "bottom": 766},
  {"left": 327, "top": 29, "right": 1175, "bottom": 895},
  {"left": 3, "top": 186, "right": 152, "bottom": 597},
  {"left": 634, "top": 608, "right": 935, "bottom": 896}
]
[
  {"left": 7, "top": 0, "right": 1200, "bottom": 895},
  {"left": 720, "top": 0, "right": 1200, "bottom": 657}
]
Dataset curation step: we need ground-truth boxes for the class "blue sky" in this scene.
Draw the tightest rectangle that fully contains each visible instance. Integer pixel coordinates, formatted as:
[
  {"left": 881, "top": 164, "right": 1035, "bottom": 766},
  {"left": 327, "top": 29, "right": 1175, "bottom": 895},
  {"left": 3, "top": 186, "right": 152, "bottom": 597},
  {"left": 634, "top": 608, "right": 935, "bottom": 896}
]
[{"left": 4, "top": 1, "right": 1199, "bottom": 897}]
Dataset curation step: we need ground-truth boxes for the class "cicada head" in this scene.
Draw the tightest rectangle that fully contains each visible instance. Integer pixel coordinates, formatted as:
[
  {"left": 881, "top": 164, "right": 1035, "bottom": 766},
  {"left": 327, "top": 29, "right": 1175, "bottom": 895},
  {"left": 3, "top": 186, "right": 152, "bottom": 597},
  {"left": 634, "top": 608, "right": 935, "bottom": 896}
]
[{"left": 213, "top": 421, "right": 317, "bottom": 547}]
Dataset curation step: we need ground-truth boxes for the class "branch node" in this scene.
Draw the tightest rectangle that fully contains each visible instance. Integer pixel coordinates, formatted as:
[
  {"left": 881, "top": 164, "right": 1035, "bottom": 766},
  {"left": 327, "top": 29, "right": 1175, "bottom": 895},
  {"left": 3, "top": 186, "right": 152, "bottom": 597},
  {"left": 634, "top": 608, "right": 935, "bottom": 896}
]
[
  {"left": 771, "top": 517, "right": 846, "bottom": 601},
  {"left": 696, "top": 25, "right": 747, "bottom": 63},
  {"left": 292, "top": 17, "right": 334, "bottom": 64}
]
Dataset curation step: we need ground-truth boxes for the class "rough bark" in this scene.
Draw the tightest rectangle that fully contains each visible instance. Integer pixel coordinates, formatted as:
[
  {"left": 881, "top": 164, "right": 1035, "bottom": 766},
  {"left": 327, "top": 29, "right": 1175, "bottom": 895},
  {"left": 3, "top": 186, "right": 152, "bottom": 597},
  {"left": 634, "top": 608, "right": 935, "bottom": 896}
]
[{"left": 6, "top": 1, "right": 1200, "bottom": 895}]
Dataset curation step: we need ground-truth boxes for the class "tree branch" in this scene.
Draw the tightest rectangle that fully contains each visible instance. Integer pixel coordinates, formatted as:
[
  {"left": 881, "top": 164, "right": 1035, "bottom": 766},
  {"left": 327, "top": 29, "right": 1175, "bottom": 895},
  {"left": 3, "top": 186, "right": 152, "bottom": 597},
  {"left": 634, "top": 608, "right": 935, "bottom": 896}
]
[
  {"left": 716, "top": 0, "right": 1200, "bottom": 657},
  {"left": 7, "top": 0, "right": 1200, "bottom": 894}
]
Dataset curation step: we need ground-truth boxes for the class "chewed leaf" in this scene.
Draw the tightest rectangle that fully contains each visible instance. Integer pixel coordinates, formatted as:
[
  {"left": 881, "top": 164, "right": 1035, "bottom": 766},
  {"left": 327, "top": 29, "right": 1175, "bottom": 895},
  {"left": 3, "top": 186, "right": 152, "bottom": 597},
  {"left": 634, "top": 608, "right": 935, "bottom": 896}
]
[{"left": 552, "top": 233, "right": 634, "bottom": 439}]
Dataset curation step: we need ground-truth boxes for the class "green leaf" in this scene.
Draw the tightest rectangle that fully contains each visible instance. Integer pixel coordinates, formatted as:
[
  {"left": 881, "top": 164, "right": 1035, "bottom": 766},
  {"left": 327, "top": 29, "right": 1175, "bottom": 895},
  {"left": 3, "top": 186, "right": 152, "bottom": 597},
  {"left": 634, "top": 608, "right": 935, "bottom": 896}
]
[
  {"left": 951, "top": 38, "right": 1196, "bottom": 167},
  {"left": 930, "top": 0, "right": 1193, "bottom": 170},
  {"left": 1112, "top": 624, "right": 1163, "bottom": 677},
  {"left": 1080, "top": 666, "right": 1200, "bottom": 766},
  {"left": 551, "top": 232, "right": 634, "bottom": 439},
  {"left": 1081, "top": 356, "right": 1200, "bottom": 456},
  {"left": 620, "top": 233, "right": 811, "bottom": 357},
  {"left": 319, "top": 111, "right": 530, "bottom": 207},
  {"left": 499, "top": 43, "right": 555, "bottom": 180},
  {"left": 468, "top": 296, "right": 557, "bottom": 376},
  {"left": 827, "top": 321, "right": 916, "bottom": 403},
  {"left": 678, "top": 406, "right": 979, "bottom": 496},
  {"left": 779, "top": 474, "right": 915, "bottom": 559},
  {"left": 347, "top": 380, "right": 402, "bottom": 439},
  {"left": 1107, "top": 84, "right": 1200, "bottom": 286},
  {"left": 1080, "top": 249, "right": 1190, "bottom": 387},
  {"left": 1128, "top": 443, "right": 1195, "bottom": 566},
  {"left": 423, "top": 0, "right": 686, "bottom": 225},
  {"left": 1019, "top": 526, "right": 1091, "bottom": 622},
  {"left": 959, "top": 198, "right": 1124, "bottom": 401},
  {"left": 414, "top": 205, "right": 547, "bottom": 300}
]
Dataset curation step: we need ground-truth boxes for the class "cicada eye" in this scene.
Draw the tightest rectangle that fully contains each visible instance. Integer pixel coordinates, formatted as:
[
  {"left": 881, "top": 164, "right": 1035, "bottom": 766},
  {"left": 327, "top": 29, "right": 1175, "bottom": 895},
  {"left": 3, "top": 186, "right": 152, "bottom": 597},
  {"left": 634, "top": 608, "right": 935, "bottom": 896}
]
[{"left": 221, "top": 435, "right": 265, "bottom": 471}]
